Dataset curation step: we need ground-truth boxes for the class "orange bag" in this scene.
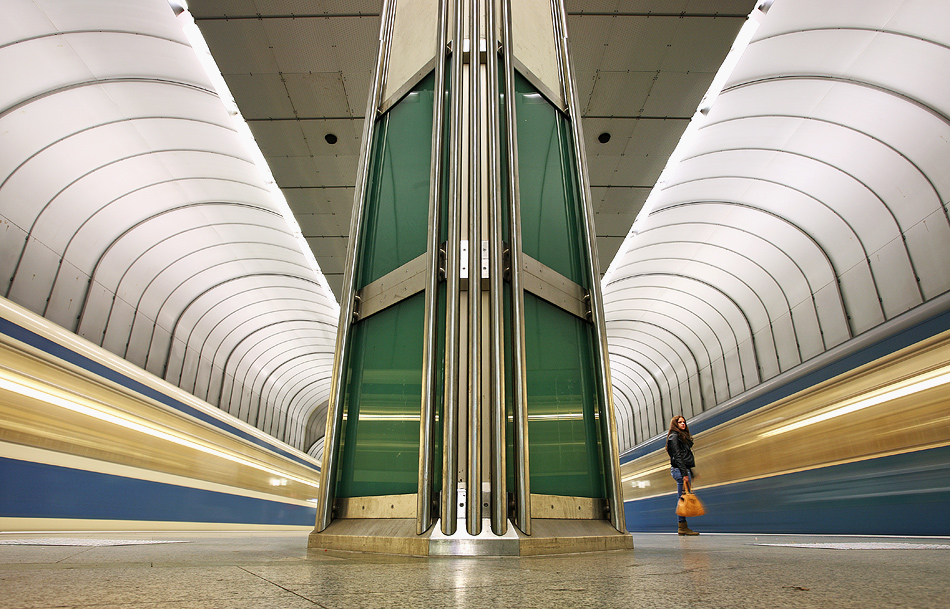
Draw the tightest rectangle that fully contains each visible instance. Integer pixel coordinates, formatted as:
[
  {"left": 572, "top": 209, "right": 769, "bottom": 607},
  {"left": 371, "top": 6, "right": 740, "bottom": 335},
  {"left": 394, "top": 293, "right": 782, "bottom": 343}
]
[{"left": 676, "top": 478, "right": 706, "bottom": 518}]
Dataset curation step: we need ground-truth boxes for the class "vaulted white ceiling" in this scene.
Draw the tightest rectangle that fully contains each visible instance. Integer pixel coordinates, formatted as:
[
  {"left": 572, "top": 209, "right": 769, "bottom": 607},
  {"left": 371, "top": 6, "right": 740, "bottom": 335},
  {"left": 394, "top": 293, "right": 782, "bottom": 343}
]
[
  {"left": 0, "top": 0, "right": 339, "bottom": 453},
  {"left": 603, "top": 0, "right": 950, "bottom": 449},
  {"left": 3, "top": 0, "right": 947, "bottom": 457}
]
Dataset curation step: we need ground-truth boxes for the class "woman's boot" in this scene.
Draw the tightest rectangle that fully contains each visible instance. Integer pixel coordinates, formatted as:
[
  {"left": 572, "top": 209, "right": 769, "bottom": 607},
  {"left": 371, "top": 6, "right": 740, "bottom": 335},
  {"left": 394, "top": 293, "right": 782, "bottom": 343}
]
[{"left": 678, "top": 521, "right": 699, "bottom": 536}]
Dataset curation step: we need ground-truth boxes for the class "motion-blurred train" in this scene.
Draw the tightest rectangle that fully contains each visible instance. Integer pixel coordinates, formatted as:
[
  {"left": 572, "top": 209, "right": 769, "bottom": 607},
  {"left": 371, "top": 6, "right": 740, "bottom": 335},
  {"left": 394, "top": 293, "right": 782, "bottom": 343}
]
[
  {"left": 621, "top": 310, "right": 950, "bottom": 537},
  {"left": 0, "top": 298, "right": 320, "bottom": 531},
  {"left": 4, "top": 291, "right": 949, "bottom": 536}
]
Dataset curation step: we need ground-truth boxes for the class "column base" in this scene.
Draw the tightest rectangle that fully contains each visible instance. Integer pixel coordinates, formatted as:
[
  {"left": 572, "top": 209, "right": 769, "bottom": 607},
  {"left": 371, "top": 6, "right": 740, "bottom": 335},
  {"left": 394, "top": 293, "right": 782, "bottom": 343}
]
[{"left": 308, "top": 518, "right": 633, "bottom": 556}]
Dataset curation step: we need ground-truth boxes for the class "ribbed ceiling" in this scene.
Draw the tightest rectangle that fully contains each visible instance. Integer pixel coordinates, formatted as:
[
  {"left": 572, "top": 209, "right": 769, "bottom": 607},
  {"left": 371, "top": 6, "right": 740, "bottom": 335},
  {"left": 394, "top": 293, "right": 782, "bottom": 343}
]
[
  {"left": 0, "top": 0, "right": 338, "bottom": 454},
  {"left": 603, "top": 0, "right": 950, "bottom": 450},
  {"left": 5, "top": 0, "right": 945, "bottom": 460}
]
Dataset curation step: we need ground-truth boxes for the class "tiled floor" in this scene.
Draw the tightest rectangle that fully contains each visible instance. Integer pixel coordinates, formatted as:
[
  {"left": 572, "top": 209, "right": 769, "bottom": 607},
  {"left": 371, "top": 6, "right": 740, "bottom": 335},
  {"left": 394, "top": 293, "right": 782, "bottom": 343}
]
[{"left": 1, "top": 530, "right": 948, "bottom": 608}]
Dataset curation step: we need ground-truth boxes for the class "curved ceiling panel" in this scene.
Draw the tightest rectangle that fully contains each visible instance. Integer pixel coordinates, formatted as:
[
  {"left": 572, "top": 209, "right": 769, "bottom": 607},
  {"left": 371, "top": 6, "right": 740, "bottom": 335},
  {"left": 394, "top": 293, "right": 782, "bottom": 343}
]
[
  {"left": 0, "top": 0, "right": 338, "bottom": 453},
  {"left": 605, "top": 0, "right": 950, "bottom": 451},
  {"left": 6, "top": 0, "right": 949, "bottom": 463}
]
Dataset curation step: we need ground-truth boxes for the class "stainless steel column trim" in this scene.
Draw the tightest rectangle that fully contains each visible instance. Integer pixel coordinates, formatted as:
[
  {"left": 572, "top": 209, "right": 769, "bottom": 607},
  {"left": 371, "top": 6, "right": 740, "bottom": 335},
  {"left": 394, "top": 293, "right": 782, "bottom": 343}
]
[
  {"left": 551, "top": 0, "right": 626, "bottom": 533},
  {"left": 500, "top": 0, "right": 531, "bottom": 536},
  {"left": 418, "top": 0, "right": 453, "bottom": 535},
  {"left": 466, "top": 0, "right": 483, "bottom": 536},
  {"left": 485, "top": 0, "right": 507, "bottom": 537},
  {"left": 440, "top": 0, "right": 464, "bottom": 536},
  {"left": 316, "top": 0, "right": 396, "bottom": 532}
]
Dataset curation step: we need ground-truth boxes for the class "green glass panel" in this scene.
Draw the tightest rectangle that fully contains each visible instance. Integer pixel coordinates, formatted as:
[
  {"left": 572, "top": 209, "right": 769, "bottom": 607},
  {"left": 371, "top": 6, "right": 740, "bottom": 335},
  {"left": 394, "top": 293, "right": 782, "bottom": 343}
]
[
  {"left": 499, "top": 66, "right": 511, "bottom": 242},
  {"left": 514, "top": 73, "right": 587, "bottom": 287},
  {"left": 336, "top": 293, "right": 425, "bottom": 497},
  {"left": 500, "top": 68, "right": 514, "bottom": 489},
  {"left": 504, "top": 285, "right": 515, "bottom": 493},
  {"left": 523, "top": 294, "right": 605, "bottom": 498},
  {"left": 335, "top": 69, "right": 446, "bottom": 500},
  {"left": 357, "top": 73, "right": 435, "bottom": 289},
  {"left": 432, "top": 282, "right": 446, "bottom": 492}
]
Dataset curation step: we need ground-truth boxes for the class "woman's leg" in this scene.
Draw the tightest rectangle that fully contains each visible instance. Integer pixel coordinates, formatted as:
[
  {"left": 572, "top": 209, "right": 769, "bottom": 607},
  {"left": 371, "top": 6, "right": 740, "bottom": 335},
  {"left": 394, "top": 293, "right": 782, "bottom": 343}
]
[
  {"left": 674, "top": 468, "right": 698, "bottom": 535},
  {"left": 671, "top": 467, "right": 686, "bottom": 523}
]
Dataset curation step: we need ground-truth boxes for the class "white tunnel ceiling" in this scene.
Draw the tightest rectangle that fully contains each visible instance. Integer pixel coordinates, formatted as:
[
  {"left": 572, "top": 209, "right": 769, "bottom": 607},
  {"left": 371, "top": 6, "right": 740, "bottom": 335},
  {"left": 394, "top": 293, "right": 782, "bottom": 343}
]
[
  {"left": 603, "top": 0, "right": 950, "bottom": 450},
  {"left": 5, "top": 0, "right": 946, "bottom": 459},
  {"left": 0, "top": 0, "right": 338, "bottom": 454}
]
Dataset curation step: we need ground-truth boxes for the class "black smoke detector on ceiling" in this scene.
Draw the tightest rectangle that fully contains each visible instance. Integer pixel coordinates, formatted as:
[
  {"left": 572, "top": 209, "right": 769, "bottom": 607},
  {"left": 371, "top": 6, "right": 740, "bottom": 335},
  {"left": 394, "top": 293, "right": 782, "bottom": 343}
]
[
  {"left": 325, "top": 133, "right": 338, "bottom": 145},
  {"left": 598, "top": 132, "right": 611, "bottom": 144}
]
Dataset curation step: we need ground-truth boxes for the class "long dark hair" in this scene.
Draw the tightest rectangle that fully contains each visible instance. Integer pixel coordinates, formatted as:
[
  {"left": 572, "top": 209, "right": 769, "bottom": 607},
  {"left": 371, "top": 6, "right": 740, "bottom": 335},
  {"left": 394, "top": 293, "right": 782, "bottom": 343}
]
[{"left": 667, "top": 416, "right": 693, "bottom": 445}]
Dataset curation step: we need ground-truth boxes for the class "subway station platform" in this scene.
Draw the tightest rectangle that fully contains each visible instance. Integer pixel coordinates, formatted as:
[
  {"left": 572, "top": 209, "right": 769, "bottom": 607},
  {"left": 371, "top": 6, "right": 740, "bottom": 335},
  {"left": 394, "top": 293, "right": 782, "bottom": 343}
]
[{"left": 1, "top": 530, "right": 947, "bottom": 608}]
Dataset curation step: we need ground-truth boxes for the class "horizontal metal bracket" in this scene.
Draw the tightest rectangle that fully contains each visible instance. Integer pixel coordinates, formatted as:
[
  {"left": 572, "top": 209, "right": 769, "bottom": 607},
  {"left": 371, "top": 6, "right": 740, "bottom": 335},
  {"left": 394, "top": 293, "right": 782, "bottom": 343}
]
[
  {"left": 520, "top": 255, "right": 590, "bottom": 321},
  {"left": 353, "top": 254, "right": 428, "bottom": 322},
  {"left": 352, "top": 248, "right": 588, "bottom": 322}
]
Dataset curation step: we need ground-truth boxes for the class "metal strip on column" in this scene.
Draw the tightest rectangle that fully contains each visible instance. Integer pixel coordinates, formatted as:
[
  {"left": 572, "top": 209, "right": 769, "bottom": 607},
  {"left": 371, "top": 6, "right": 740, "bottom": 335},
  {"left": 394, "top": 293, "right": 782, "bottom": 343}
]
[
  {"left": 418, "top": 0, "right": 453, "bottom": 535},
  {"left": 500, "top": 0, "right": 531, "bottom": 536},
  {"left": 485, "top": 0, "right": 508, "bottom": 537},
  {"left": 551, "top": 0, "right": 626, "bottom": 533},
  {"left": 441, "top": 0, "right": 465, "bottom": 536},
  {"left": 316, "top": 0, "right": 396, "bottom": 532},
  {"left": 466, "top": 0, "right": 483, "bottom": 536}
]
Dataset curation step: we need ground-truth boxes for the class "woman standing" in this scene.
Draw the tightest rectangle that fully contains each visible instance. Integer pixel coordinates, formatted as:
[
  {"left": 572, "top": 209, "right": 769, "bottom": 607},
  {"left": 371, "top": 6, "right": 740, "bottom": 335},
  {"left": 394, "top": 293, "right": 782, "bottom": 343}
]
[{"left": 667, "top": 415, "right": 699, "bottom": 535}]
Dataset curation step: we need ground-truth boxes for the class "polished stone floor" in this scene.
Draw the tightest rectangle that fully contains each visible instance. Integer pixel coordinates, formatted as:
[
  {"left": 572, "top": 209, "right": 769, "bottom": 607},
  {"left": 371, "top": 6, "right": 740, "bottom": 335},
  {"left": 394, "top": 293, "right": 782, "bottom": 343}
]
[{"left": 1, "top": 530, "right": 948, "bottom": 608}]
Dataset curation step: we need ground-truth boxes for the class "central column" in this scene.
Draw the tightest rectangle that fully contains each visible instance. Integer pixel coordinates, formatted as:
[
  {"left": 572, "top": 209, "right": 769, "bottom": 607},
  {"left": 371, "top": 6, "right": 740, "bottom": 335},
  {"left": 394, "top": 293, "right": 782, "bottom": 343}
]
[{"left": 309, "top": 0, "right": 631, "bottom": 556}]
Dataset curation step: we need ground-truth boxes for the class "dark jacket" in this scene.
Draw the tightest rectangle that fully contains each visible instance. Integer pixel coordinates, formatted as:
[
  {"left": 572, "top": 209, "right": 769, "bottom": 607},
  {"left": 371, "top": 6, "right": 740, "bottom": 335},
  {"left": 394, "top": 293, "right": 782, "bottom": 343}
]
[{"left": 666, "top": 432, "right": 695, "bottom": 473}]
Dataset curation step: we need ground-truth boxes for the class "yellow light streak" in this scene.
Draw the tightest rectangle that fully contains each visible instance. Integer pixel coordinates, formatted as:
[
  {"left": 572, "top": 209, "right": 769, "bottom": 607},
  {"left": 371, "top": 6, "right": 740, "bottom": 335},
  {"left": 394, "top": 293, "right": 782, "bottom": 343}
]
[
  {"left": 356, "top": 414, "right": 421, "bottom": 421},
  {"left": 527, "top": 413, "right": 585, "bottom": 421},
  {"left": 621, "top": 463, "right": 669, "bottom": 483},
  {"left": 760, "top": 365, "right": 950, "bottom": 438},
  {"left": 0, "top": 371, "right": 320, "bottom": 489}
]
